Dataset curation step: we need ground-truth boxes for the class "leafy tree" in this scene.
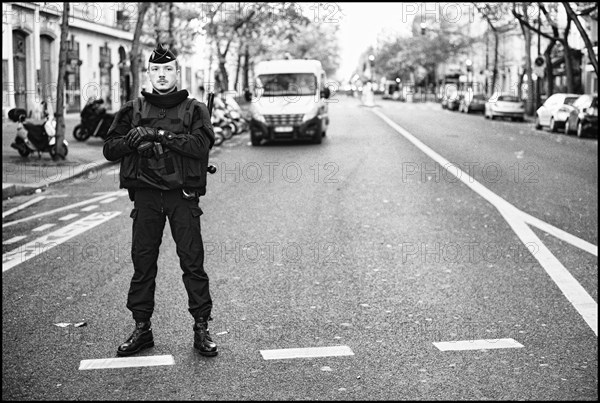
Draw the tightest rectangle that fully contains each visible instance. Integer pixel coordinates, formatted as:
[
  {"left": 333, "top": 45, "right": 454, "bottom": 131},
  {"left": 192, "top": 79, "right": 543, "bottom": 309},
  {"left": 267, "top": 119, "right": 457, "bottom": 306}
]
[{"left": 258, "top": 22, "right": 341, "bottom": 77}]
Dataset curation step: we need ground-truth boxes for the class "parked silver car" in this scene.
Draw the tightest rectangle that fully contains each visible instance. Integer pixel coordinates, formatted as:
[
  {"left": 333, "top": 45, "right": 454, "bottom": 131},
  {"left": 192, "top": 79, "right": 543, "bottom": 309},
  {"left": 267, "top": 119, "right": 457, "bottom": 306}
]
[
  {"left": 535, "top": 93, "right": 579, "bottom": 132},
  {"left": 484, "top": 93, "right": 525, "bottom": 121}
]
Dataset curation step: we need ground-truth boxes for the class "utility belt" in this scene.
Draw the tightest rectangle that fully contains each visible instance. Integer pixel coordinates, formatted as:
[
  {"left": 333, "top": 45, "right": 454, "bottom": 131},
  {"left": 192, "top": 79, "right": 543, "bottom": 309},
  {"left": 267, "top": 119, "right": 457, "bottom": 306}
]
[{"left": 127, "top": 187, "right": 200, "bottom": 202}]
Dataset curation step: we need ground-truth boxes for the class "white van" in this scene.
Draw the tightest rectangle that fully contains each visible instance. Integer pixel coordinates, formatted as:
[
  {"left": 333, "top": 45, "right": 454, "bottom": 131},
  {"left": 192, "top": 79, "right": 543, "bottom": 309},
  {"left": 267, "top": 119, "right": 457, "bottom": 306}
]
[{"left": 245, "top": 59, "right": 330, "bottom": 145}]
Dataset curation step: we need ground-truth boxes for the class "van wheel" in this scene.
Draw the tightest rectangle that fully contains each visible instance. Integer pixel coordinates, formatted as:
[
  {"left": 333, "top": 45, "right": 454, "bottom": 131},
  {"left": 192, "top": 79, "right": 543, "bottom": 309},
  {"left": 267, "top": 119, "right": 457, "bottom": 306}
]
[
  {"left": 250, "top": 132, "right": 261, "bottom": 146},
  {"left": 312, "top": 131, "right": 322, "bottom": 144},
  {"left": 535, "top": 116, "right": 542, "bottom": 130},
  {"left": 549, "top": 118, "right": 556, "bottom": 132}
]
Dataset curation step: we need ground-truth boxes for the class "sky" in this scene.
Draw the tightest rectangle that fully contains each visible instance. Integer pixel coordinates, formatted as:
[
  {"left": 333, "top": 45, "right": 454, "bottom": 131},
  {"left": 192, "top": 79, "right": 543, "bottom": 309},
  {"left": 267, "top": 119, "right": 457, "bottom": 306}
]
[{"left": 332, "top": 3, "right": 414, "bottom": 82}]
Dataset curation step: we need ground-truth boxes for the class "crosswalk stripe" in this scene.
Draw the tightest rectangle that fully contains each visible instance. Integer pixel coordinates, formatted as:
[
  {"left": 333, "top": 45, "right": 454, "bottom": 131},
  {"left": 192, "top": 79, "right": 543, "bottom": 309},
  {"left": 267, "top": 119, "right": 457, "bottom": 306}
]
[
  {"left": 79, "top": 355, "right": 175, "bottom": 370},
  {"left": 433, "top": 338, "right": 524, "bottom": 351},
  {"left": 260, "top": 345, "right": 354, "bottom": 360}
]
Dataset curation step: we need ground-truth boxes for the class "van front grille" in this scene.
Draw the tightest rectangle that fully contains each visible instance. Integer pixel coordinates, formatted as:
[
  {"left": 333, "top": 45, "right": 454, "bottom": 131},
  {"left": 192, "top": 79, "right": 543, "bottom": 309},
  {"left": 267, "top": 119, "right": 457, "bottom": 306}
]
[{"left": 264, "top": 114, "right": 303, "bottom": 126}]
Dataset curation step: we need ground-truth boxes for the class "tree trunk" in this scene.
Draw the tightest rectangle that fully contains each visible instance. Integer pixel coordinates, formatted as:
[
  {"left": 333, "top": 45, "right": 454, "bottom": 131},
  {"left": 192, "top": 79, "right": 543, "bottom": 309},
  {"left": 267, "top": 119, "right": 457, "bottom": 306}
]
[
  {"left": 130, "top": 2, "right": 150, "bottom": 101},
  {"left": 243, "top": 43, "right": 250, "bottom": 91},
  {"left": 562, "top": 2, "right": 599, "bottom": 79},
  {"left": 543, "top": 44, "right": 555, "bottom": 97},
  {"left": 563, "top": 19, "right": 575, "bottom": 93},
  {"left": 168, "top": 3, "right": 175, "bottom": 49},
  {"left": 54, "top": 2, "right": 69, "bottom": 160},
  {"left": 492, "top": 30, "right": 499, "bottom": 95},
  {"left": 520, "top": 4, "right": 534, "bottom": 115},
  {"left": 234, "top": 41, "right": 243, "bottom": 92},
  {"left": 218, "top": 55, "right": 229, "bottom": 93}
]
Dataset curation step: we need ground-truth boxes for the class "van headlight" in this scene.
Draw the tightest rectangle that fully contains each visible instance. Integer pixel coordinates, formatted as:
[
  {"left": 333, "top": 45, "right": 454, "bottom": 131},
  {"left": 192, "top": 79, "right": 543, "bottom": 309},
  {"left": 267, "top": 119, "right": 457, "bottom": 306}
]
[
  {"left": 302, "top": 109, "right": 318, "bottom": 122},
  {"left": 252, "top": 110, "right": 266, "bottom": 123}
]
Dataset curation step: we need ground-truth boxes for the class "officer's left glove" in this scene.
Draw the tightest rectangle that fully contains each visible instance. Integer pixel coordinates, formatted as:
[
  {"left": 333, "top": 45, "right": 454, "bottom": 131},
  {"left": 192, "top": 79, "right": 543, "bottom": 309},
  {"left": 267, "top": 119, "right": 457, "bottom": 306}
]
[{"left": 127, "top": 127, "right": 158, "bottom": 148}]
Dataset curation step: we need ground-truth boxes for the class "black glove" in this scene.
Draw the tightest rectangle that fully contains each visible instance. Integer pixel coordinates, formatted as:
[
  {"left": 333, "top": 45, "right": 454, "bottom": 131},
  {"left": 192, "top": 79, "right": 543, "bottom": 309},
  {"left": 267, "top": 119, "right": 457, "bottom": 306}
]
[
  {"left": 126, "top": 127, "right": 157, "bottom": 148},
  {"left": 136, "top": 141, "right": 155, "bottom": 158}
]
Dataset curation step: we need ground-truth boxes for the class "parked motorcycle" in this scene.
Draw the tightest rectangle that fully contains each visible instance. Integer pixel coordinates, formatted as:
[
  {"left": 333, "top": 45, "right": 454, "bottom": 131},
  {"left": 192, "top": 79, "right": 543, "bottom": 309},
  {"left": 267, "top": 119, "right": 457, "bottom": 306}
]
[
  {"left": 211, "top": 99, "right": 234, "bottom": 141},
  {"left": 222, "top": 96, "right": 249, "bottom": 135},
  {"left": 73, "top": 98, "right": 115, "bottom": 141},
  {"left": 8, "top": 107, "right": 69, "bottom": 158}
]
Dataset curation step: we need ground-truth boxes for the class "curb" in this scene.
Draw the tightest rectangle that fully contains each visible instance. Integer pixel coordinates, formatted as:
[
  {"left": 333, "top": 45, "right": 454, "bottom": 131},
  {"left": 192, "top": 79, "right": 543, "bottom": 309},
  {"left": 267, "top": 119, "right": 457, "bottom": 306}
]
[{"left": 2, "top": 159, "right": 117, "bottom": 200}]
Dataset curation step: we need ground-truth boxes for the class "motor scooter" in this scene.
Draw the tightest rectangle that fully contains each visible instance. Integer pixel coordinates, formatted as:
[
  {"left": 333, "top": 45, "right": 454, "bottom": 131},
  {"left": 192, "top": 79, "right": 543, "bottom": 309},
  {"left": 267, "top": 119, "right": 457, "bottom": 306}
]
[
  {"left": 9, "top": 107, "right": 69, "bottom": 159},
  {"left": 73, "top": 98, "right": 115, "bottom": 141},
  {"left": 211, "top": 101, "right": 234, "bottom": 141}
]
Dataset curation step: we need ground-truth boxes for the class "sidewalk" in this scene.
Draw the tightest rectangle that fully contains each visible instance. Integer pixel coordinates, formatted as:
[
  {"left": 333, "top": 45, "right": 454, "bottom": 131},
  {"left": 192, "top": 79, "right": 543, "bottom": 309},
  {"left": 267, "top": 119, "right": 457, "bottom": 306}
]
[
  {"left": 2, "top": 114, "right": 116, "bottom": 199},
  {"left": 2, "top": 112, "right": 230, "bottom": 200}
]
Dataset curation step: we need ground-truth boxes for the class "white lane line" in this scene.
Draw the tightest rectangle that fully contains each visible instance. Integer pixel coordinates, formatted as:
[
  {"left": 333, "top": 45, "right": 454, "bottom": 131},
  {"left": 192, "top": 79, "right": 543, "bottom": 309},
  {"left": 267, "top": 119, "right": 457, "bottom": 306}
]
[
  {"left": 2, "top": 211, "right": 122, "bottom": 273},
  {"left": 99, "top": 197, "right": 118, "bottom": 204},
  {"left": 433, "top": 338, "right": 524, "bottom": 351},
  {"left": 499, "top": 208, "right": 598, "bottom": 336},
  {"left": 2, "top": 190, "right": 124, "bottom": 228},
  {"left": 3, "top": 235, "right": 27, "bottom": 245},
  {"left": 517, "top": 211, "right": 597, "bottom": 256},
  {"left": 59, "top": 213, "right": 79, "bottom": 221},
  {"left": 372, "top": 108, "right": 597, "bottom": 255},
  {"left": 260, "top": 345, "right": 354, "bottom": 360},
  {"left": 372, "top": 108, "right": 598, "bottom": 336},
  {"left": 2, "top": 196, "right": 46, "bottom": 218},
  {"left": 81, "top": 205, "right": 99, "bottom": 212},
  {"left": 32, "top": 223, "right": 57, "bottom": 232},
  {"left": 79, "top": 355, "right": 174, "bottom": 370}
]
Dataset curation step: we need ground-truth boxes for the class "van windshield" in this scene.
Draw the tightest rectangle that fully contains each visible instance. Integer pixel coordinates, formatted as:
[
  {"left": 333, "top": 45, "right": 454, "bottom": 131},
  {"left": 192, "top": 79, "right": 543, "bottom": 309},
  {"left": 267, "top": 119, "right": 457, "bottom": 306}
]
[{"left": 257, "top": 73, "right": 317, "bottom": 96}]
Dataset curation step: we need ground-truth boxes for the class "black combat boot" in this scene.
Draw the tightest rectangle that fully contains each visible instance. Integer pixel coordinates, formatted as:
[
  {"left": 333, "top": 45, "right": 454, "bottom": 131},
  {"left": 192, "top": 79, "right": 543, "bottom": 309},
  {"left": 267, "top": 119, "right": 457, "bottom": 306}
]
[
  {"left": 117, "top": 320, "right": 154, "bottom": 357},
  {"left": 193, "top": 318, "right": 218, "bottom": 357}
]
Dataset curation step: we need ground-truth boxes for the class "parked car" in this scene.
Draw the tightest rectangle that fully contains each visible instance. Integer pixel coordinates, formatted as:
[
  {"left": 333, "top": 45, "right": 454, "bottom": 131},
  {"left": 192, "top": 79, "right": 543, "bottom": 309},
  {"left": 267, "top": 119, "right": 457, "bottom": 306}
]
[
  {"left": 484, "top": 93, "right": 525, "bottom": 121},
  {"left": 535, "top": 93, "right": 579, "bottom": 132},
  {"left": 459, "top": 93, "right": 486, "bottom": 113},
  {"left": 564, "top": 94, "right": 598, "bottom": 137}
]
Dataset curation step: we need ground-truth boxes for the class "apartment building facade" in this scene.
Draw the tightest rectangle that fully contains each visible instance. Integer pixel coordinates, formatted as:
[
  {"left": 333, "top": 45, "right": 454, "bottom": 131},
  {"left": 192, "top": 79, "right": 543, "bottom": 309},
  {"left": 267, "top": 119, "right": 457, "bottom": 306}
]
[{"left": 2, "top": 2, "right": 212, "bottom": 118}]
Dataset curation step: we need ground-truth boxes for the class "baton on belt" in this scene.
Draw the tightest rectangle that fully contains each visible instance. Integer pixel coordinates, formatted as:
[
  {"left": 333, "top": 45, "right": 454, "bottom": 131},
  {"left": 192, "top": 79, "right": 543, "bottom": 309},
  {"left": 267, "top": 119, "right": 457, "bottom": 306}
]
[{"left": 206, "top": 92, "right": 217, "bottom": 174}]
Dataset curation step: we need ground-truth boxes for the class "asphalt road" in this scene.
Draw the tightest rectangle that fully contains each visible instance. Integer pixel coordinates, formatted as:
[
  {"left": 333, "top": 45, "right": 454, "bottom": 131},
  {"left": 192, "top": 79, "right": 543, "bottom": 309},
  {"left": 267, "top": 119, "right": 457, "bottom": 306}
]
[{"left": 2, "top": 95, "right": 597, "bottom": 400}]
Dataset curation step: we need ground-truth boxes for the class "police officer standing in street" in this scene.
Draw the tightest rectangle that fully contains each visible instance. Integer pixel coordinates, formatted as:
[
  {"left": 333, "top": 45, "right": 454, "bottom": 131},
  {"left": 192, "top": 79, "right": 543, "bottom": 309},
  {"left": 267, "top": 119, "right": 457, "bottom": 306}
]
[{"left": 103, "top": 44, "right": 218, "bottom": 357}]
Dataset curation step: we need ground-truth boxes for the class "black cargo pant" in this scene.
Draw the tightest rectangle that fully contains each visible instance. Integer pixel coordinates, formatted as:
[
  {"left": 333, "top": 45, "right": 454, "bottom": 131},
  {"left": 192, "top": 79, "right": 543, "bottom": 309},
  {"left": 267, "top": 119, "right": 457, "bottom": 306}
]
[{"left": 127, "top": 188, "right": 212, "bottom": 322}]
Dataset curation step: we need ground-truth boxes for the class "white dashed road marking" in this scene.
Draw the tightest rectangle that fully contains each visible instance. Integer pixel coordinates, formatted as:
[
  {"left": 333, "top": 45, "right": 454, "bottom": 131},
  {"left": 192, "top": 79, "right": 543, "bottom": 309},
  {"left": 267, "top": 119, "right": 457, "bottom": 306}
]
[
  {"left": 79, "top": 355, "right": 175, "bottom": 370},
  {"left": 2, "top": 196, "right": 46, "bottom": 218},
  {"left": 81, "top": 205, "right": 99, "bottom": 211},
  {"left": 31, "top": 223, "right": 56, "bottom": 232},
  {"left": 2, "top": 211, "right": 122, "bottom": 273},
  {"left": 372, "top": 108, "right": 598, "bottom": 336},
  {"left": 433, "top": 338, "right": 524, "bottom": 351},
  {"left": 260, "top": 345, "right": 354, "bottom": 360},
  {"left": 2, "top": 190, "right": 125, "bottom": 228},
  {"left": 59, "top": 213, "right": 79, "bottom": 221},
  {"left": 100, "top": 197, "right": 118, "bottom": 204},
  {"left": 3, "top": 235, "right": 27, "bottom": 245}
]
